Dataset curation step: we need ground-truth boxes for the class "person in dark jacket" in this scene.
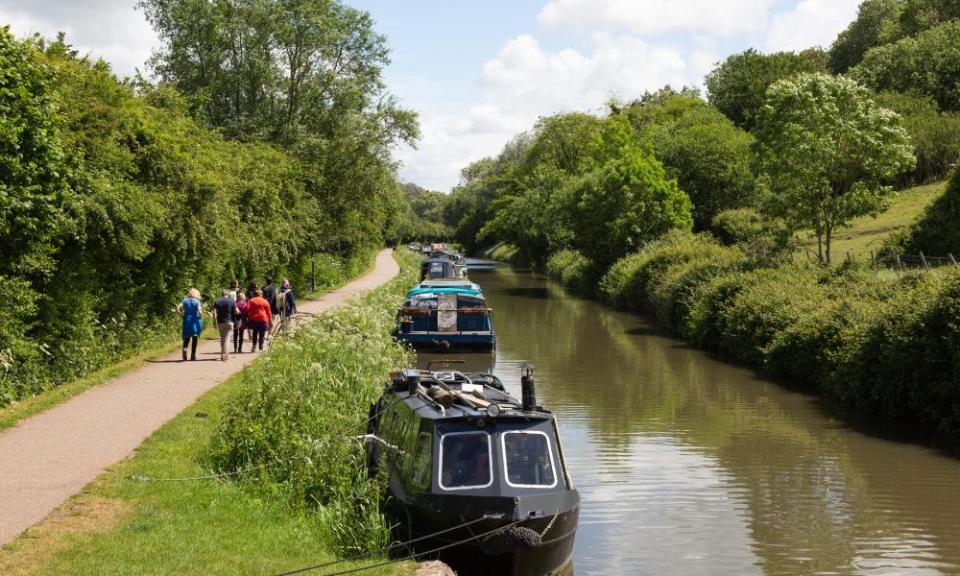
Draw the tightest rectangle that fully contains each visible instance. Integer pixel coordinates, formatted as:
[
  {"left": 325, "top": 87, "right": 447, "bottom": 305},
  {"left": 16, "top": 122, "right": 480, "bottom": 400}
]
[
  {"left": 212, "top": 289, "right": 237, "bottom": 361},
  {"left": 278, "top": 278, "right": 297, "bottom": 330}
]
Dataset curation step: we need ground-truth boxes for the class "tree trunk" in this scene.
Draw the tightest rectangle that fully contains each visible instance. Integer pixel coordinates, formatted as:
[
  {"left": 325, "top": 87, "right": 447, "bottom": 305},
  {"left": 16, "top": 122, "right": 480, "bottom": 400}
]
[{"left": 825, "top": 219, "right": 833, "bottom": 265}]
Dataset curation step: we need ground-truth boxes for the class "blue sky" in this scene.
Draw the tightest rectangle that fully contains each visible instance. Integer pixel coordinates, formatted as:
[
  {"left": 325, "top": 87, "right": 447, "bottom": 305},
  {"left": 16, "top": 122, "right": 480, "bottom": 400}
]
[{"left": 0, "top": 0, "right": 864, "bottom": 191}]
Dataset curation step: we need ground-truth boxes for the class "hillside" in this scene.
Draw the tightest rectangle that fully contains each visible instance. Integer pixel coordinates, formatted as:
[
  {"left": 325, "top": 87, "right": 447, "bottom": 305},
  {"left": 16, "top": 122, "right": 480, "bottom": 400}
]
[{"left": 797, "top": 180, "right": 947, "bottom": 261}]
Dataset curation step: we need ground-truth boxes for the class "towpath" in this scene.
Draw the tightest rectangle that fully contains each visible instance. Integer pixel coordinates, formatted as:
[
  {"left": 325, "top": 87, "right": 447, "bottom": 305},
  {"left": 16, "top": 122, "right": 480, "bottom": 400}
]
[{"left": 0, "top": 249, "right": 399, "bottom": 546}]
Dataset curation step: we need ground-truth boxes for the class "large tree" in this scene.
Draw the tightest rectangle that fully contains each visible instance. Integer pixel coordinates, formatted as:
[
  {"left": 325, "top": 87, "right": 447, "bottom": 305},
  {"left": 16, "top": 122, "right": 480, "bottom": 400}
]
[
  {"left": 705, "top": 48, "right": 827, "bottom": 131},
  {"left": 850, "top": 18, "right": 960, "bottom": 112},
  {"left": 139, "top": 0, "right": 418, "bottom": 253},
  {"left": 619, "top": 89, "right": 754, "bottom": 231},
  {"left": 755, "top": 73, "right": 915, "bottom": 264}
]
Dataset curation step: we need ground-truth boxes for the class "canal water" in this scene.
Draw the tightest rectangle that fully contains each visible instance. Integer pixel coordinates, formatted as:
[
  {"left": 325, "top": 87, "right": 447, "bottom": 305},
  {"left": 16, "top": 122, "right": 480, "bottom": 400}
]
[{"left": 417, "top": 263, "right": 960, "bottom": 576}]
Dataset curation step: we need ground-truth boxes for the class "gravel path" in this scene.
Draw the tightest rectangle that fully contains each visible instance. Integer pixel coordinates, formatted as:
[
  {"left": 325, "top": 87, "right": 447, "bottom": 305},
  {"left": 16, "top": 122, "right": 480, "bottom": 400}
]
[{"left": 0, "top": 249, "right": 399, "bottom": 546}]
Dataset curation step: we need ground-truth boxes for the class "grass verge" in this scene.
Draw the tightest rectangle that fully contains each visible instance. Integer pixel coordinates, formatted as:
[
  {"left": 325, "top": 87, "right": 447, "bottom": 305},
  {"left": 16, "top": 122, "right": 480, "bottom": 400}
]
[{"left": 0, "top": 249, "right": 419, "bottom": 575}]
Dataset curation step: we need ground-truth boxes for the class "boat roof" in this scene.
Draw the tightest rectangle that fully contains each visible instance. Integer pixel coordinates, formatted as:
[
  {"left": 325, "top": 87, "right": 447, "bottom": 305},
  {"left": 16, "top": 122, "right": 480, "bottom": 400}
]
[
  {"left": 387, "top": 369, "right": 552, "bottom": 423},
  {"left": 406, "top": 284, "right": 484, "bottom": 299},
  {"left": 417, "top": 279, "right": 479, "bottom": 289}
]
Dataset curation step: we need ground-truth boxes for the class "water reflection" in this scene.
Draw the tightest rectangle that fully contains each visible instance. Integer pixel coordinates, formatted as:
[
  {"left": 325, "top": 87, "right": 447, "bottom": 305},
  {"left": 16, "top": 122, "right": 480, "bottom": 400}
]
[{"left": 418, "top": 266, "right": 960, "bottom": 576}]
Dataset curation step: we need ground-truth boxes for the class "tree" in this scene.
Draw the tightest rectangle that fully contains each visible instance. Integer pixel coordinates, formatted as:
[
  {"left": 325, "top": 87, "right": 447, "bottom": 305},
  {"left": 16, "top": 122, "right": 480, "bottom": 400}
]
[
  {"left": 620, "top": 90, "right": 754, "bottom": 230},
  {"left": 705, "top": 48, "right": 827, "bottom": 131},
  {"left": 755, "top": 73, "right": 915, "bottom": 264},
  {"left": 828, "top": 0, "right": 904, "bottom": 73},
  {"left": 569, "top": 146, "right": 693, "bottom": 269},
  {"left": 875, "top": 91, "right": 960, "bottom": 183},
  {"left": 851, "top": 18, "right": 960, "bottom": 112}
]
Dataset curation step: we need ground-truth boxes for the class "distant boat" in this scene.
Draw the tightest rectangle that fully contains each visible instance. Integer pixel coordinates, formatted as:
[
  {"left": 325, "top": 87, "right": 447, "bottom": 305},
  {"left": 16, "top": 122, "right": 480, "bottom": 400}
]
[
  {"left": 395, "top": 280, "right": 495, "bottom": 351},
  {"left": 365, "top": 365, "right": 579, "bottom": 576}
]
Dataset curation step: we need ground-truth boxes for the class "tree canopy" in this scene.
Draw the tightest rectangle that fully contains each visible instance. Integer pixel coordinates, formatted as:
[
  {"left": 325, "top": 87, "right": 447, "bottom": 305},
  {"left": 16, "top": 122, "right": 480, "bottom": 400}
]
[{"left": 705, "top": 48, "right": 827, "bottom": 132}]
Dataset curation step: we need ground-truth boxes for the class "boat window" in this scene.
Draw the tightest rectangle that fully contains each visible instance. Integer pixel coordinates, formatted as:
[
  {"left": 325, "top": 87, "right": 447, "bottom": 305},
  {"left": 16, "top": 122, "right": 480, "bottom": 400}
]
[
  {"left": 439, "top": 432, "right": 492, "bottom": 490},
  {"left": 411, "top": 432, "right": 432, "bottom": 488},
  {"left": 501, "top": 431, "right": 557, "bottom": 488}
]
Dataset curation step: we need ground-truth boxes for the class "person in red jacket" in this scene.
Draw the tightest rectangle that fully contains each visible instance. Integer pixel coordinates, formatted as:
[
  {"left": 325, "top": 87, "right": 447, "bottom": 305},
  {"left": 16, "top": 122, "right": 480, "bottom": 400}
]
[{"left": 246, "top": 289, "right": 272, "bottom": 352}]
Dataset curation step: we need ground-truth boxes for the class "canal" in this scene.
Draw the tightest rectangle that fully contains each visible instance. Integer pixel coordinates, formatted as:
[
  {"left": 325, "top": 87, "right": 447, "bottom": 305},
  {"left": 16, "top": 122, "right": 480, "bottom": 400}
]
[{"left": 418, "top": 263, "right": 960, "bottom": 576}]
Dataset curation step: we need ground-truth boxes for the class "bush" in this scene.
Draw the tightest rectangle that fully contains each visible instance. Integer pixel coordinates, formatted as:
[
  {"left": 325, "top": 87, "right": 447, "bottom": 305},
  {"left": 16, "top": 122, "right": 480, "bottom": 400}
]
[
  {"left": 208, "top": 253, "right": 417, "bottom": 554},
  {"left": 897, "top": 167, "right": 960, "bottom": 256},
  {"left": 711, "top": 208, "right": 793, "bottom": 261},
  {"left": 545, "top": 249, "right": 594, "bottom": 292}
]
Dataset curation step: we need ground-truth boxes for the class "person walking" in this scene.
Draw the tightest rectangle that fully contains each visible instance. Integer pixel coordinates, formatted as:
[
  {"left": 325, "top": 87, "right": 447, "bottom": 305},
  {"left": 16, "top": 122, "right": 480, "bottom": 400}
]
[
  {"left": 234, "top": 292, "right": 249, "bottom": 353},
  {"left": 278, "top": 278, "right": 297, "bottom": 331},
  {"left": 247, "top": 289, "right": 272, "bottom": 352},
  {"left": 176, "top": 288, "right": 204, "bottom": 361},
  {"left": 212, "top": 289, "right": 237, "bottom": 362}
]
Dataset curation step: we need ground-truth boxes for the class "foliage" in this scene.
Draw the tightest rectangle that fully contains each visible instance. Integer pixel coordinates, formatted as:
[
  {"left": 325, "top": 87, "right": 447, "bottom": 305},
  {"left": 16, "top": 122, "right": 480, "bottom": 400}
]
[
  {"left": 705, "top": 48, "right": 827, "bottom": 131},
  {"left": 711, "top": 208, "right": 793, "bottom": 261},
  {"left": 391, "top": 182, "right": 450, "bottom": 241},
  {"left": 139, "top": 0, "right": 418, "bottom": 256},
  {"left": 567, "top": 144, "right": 693, "bottom": 269},
  {"left": 619, "top": 90, "right": 755, "bottom": 230},
  {"left": 208, "top": 252, "right": 417, "bottom": 554},
  {"left": 451, "top": 112, "right": 692, "bottom": 268},
  {"left": 0, "top": 30, "right": 400, "bottom": 407},
  {"left": 875, "top": 91, "right": 960, "bottom": 184},
  {"left": 829, "top": 0, "right": 905, "bottom": 73},
  {"left": 545, "top": 249, "right": 594, "bottom": 292},
  {"left": 851, "top": 18, "right": 960, "bottom": 112},
  {"left": 755, "top": 73, "right": 915, "bottom": 264},
  {"left": 897, "top": 167, "right": 960, "bottom": 255}
]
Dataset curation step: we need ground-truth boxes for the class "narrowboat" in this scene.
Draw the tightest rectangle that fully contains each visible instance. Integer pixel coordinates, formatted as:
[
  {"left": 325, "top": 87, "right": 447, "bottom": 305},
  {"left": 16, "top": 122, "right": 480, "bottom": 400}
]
[
  {"left": 365, "top": 366, "right": 579, "bottom": 576},
  {"left": 395, "top": 280, "right": 495, "bottom": 350},
  {"left": 420, "top": 257, "right": 461, "bottom": 282}
]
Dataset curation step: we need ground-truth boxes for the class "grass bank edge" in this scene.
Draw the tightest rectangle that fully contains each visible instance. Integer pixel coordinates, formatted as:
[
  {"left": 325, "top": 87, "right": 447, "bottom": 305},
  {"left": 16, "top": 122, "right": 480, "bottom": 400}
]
[
  {"left": 0, "top": 249, "right": 419, "bottom": 575},
  {"left": 0, "top": 250, "right": 379, "bottom": 433}
]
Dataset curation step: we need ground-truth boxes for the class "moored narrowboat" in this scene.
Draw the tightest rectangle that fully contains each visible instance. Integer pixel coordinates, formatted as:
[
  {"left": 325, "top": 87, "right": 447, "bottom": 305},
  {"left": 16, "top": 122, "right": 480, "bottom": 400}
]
[
  {"left": 395, "top": 280, "right": 495, "bottom": 350},
  {"left": 365, "top": 366, "right": 579, "bottom": 576}
]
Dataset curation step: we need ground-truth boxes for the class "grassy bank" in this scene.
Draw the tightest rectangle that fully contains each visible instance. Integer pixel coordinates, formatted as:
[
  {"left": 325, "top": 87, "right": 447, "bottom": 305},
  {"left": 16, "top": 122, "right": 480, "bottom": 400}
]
[{"left": 0, "top": 250, "right": 419, "bottom": 575}]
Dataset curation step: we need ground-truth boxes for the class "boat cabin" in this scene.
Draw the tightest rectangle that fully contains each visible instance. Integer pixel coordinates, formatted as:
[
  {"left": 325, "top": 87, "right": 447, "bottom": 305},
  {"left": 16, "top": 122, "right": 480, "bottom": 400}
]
[
  {"left": 366, "top": 367, "right": 579, "bottom": 576},
  {"left": 420, "top": 258, "right": 459, "bottom": 281},
  {"left": 395, "top": 285, "right": 495, "bottom": 350}
]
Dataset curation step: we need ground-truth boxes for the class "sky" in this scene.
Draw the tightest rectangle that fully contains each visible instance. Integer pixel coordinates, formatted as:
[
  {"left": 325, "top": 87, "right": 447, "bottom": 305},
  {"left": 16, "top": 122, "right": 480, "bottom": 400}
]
[{"left": 0, "top": 0, "right": 863, "bottom": 191}]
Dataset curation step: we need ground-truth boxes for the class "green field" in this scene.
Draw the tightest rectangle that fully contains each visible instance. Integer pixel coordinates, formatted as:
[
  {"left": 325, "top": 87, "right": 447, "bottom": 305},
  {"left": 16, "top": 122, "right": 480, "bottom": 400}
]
[{"left": 797, "top": 180, "right": 947, "bottom": 261}]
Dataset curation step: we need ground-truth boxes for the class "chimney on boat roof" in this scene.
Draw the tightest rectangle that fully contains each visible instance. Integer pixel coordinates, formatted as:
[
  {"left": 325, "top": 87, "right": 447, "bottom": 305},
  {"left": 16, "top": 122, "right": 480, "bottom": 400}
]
[{"left": 521, "top": 364, "right": 536, "bottom": 412}]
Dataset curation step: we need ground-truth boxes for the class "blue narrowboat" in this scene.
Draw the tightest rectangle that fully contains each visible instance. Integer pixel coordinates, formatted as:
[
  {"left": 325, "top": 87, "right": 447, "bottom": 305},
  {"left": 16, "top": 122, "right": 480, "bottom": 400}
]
[{"left": 395, "top": 280, "right": 495, "bottom": 350}]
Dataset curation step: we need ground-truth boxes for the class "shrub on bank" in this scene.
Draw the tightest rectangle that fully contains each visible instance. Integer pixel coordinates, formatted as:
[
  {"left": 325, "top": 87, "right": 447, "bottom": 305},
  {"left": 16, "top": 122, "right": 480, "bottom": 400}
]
[
  {"left": 208, "top": 254, "right": 417, "bottom": 554},
  {"left": 599, "top": 231, "right": 960, "bottom": 449},
  {"left": 545, "top": 249, "right": 594, "bottom": 292}
]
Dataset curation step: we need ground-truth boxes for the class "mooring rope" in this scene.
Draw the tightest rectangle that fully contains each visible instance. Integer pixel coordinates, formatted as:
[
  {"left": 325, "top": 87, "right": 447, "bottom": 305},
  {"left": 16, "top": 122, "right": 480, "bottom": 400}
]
[{"left": 274, "top": 517, "right": 527, "bottom": 576}]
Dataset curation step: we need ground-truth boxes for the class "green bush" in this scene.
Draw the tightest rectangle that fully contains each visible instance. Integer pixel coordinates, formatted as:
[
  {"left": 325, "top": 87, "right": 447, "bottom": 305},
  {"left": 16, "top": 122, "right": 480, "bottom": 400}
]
[
  {"left": 545, "top": 249, "right": 594, "bottom": 292},
  {"left": 711, "top": 208, "right": 793, "bottom": 261},
  {"left": 208, "top": 252, "right": 417, "bottom": 554},
  {"left": 897, "top": 167, "right": 960, "bottom": 256}
]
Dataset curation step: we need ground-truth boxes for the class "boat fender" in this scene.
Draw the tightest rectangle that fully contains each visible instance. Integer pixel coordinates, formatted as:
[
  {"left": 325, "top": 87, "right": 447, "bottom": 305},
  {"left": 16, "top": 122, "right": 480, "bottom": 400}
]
[{"left": 479, "top": 526, "right": 542, "bottom": 556}]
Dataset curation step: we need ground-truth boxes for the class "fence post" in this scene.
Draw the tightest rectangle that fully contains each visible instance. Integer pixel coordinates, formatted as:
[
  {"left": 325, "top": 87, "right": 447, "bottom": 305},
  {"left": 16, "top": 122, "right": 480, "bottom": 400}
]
[
  {"left": 920, "top": 251, "right": 930, "bottom": 270},
  {"left": 870, "top": 250, "right": 876, "bottom": 268},
  {"left": 950, "top": 253, "right": 958, "bottom": 267},
  {"left": 895, "top": 252, "right": 902, "bottom": 270}
]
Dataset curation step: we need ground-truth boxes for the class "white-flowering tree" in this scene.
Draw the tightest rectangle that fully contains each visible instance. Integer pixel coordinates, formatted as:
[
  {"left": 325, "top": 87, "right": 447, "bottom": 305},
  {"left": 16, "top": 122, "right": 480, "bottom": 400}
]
[{"left": 755, "top": 73, "right": 915, "bottom": 263}]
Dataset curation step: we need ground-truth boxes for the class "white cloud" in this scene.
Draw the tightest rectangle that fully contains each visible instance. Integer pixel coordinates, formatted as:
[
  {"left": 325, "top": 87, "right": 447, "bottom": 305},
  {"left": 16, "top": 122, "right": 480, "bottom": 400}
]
[
  {"left": 764, "top": 0, "right": 861, "bottom": 52},
  {"left": 538, "top": 0, "right": 776, "bottom": 37},
  {"left": 0, "top": 1, "right": 157, "bottom": 78},
  {"left": 399, "top": 33, "right": 714, "bottom": 190}
]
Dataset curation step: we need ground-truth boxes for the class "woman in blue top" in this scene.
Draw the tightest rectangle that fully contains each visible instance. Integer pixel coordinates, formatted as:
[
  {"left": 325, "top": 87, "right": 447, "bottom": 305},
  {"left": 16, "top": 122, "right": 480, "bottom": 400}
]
[{"left": 176, "top": 288, "right": 204, "bottom": 361}]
